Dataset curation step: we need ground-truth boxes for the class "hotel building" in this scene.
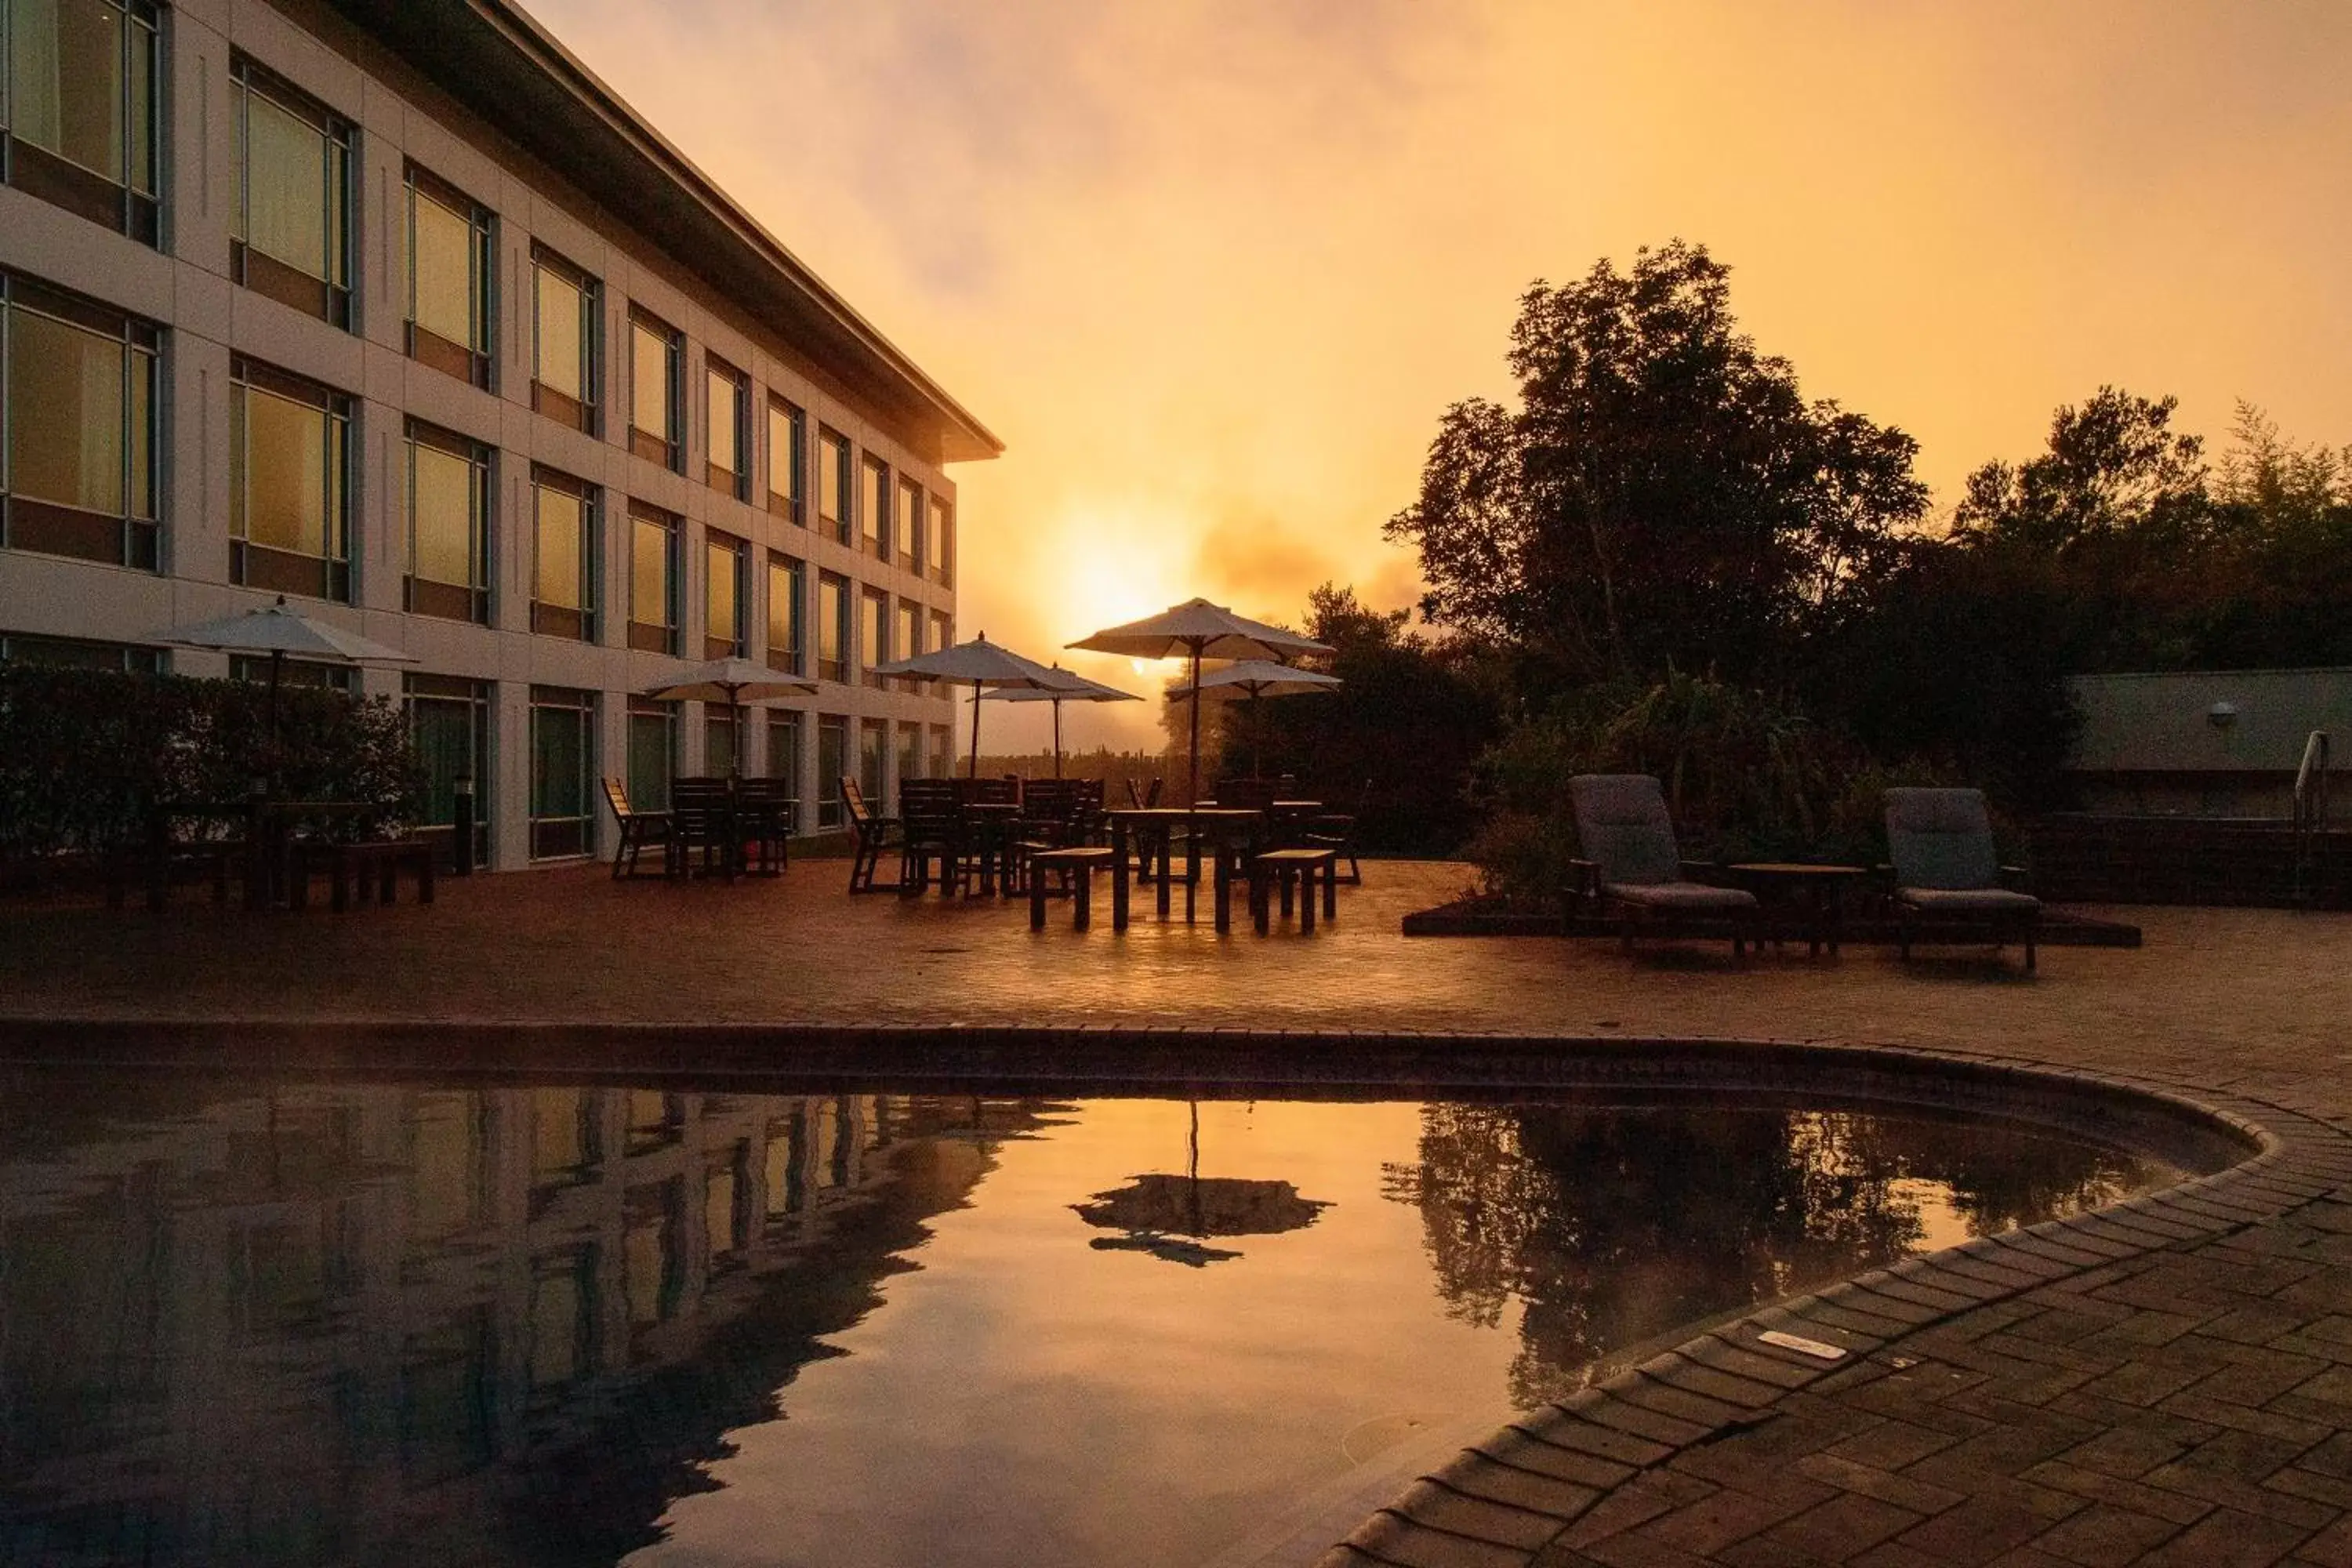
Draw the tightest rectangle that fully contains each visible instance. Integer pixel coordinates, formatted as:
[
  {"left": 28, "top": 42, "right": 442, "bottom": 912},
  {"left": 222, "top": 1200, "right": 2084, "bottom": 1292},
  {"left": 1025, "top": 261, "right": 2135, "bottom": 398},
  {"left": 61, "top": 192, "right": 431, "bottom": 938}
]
[{"left": 0, "top": 0, "right": 1000, "bottom": 869}]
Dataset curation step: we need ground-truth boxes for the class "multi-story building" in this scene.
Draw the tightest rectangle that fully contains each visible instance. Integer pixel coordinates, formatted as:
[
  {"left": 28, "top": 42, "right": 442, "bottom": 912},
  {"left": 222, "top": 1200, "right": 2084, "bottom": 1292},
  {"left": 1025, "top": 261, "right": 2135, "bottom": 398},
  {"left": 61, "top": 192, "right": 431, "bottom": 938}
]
[{"left": 0, "top": 0, "right": 1000, "bottom": 869}]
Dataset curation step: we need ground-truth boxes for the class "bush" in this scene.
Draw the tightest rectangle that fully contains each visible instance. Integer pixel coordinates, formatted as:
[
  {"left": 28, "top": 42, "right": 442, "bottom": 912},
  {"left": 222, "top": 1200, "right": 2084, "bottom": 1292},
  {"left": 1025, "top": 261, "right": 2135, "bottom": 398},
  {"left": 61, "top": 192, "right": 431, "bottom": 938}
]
[{"left": 0, "top": 666, "right": 422, "bottom": 869}]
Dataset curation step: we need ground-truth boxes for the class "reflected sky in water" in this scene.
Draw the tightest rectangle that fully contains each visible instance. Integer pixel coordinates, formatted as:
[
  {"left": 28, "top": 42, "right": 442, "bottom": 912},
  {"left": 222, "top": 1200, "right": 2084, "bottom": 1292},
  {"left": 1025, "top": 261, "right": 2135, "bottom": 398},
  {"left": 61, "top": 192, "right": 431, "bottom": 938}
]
[{"left": 0, "top": 1074, "right": 2187, "bottom": 1567}]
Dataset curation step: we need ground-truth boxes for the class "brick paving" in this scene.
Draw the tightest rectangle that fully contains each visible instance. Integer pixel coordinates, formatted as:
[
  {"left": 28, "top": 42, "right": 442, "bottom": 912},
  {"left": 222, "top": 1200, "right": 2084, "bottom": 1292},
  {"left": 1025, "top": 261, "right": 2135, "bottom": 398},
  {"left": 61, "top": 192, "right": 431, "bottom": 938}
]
[{"left": 5, "top": 858, "right": 2352, "bottom": 1567}]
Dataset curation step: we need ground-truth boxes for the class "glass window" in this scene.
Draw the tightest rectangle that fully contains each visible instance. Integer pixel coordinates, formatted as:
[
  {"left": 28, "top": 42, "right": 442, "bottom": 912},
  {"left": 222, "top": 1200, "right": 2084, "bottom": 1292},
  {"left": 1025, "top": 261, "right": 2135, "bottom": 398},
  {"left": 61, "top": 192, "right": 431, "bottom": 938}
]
[
  {"left": 405, "top": 422, "right": 490, "bottom": 624},
  {"left": 766, "top": 553, "right": 804, "bottom": 674},
  {"left": 628, "top": 503, "right": 676, "bottom": 654},
  {"left": 530, "top": 467, "right": 596, "bottom": 641},
  {"left": 897, "top": 477, "right": 924, "bottom": 574},
  {"left": 407, "top": 166, "right": 493, "bottom": 387},
  {"left": 815, "top": 715, "right": 847, "bottom": 829},
  {"left": 706, "top": 708, "right": 735, "bottom": 779},
  {"left": 895, "top": 599, "right": 921, "bottom": 692},
  {"left": 858, "top": 718, "right": 886, "bottom": 811},
  {"left": 862, "top": 456, "right": 889, "bottom": 562},
  {"left": 532, "top": 247, "right": 597, "bottom": 433},
  {"left": 928, "top": 495, "right": 954, "bottom": 587},
  {"left": 1, "top": 270, "right": 159, "bottom": 568},
  {"left": 628, "top": 310, "right": 680, "bottom": 470},
  {"left": 405, "top": 673, "right": 491, "bottom": 867},
  {"left": 231, "top": 59, "right": 351, "bottom": 327},
  {"left": 3, "top": 0, "right": 159, "bottom": 241},
  {"left": 897, "top": 721, "right": 923, "bottom": 790},
  {"left": 930, "top": 723, "right": 953, "bottom": 782},
  {"left": 529, "top": 686, "right": 594, "bottom": 860},
  {"left": 230, "top": 356, "right": 350, "bottom": 602},
  {"left": 705, "top": 530, "right": 745, "bottom": 659},
  {"left": 0, "top": 632, "right": 162, "bottom": 672},
  {"left": 767, "top": 397, "right": 803, "bottom": 522},
  {"left": 816, "top": 572, "right": 848, "bottom": 684},
  {"left": 930, "top": 609, "right": 953, "bottom": 666},
  {"left": 767, "top": 710, "right": 802, "bottom": 832},
  {"left": 626, "top": 699, "right": 674, "bottom": 813},
  {"left": 818, "top": 427, "right": 851, "bottom": 544},
  {"left": 706, "top": 359, "right": 746, "bottom": 498},
  {"left": 861, "top": 586, "right": 888, "bottom": 689}
]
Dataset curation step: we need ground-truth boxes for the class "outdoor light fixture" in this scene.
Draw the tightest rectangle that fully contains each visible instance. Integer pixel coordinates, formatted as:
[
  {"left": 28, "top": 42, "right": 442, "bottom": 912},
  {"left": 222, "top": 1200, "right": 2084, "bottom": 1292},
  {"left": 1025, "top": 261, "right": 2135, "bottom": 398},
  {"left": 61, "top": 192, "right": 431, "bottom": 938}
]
[{"left": 2207, "top": 701, "right": 2240, "bottom": 730}]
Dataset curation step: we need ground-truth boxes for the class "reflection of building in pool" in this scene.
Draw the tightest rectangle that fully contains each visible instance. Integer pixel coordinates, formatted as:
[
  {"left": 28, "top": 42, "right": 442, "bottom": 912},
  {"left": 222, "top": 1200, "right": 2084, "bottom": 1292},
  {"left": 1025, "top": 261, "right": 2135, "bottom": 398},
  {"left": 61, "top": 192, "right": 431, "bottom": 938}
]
[{"left": 0, "top": 1083, "right": 1049, "bottom": 1566}]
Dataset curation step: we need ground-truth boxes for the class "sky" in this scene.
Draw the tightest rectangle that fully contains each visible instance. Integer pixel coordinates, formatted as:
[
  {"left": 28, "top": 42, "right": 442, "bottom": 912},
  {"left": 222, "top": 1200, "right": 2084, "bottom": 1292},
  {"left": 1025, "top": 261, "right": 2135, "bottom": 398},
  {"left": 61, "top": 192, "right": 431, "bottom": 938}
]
[{"left": 530, "top": 0, "right": 2352, "bottom": 753}]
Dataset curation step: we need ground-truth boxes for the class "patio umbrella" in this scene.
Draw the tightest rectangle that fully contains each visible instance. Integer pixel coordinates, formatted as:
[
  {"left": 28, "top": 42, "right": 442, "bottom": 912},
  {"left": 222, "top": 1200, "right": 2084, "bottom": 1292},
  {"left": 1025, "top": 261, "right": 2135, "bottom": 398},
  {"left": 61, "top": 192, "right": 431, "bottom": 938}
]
[
  {"left": 642, "top": 656, "right": 819, "bottom": 779},
  {"left": 1070, "top": 1102, "right": 1331, "bottom": 1269},
  {"left": 1069, "top": 599, "right": 1331, "bottom": 806},
  {"left": 1167, "top": 659, "right": 1341, "bottom": 779},
  {"left": 872, "top": 633, "right": 1080, "bottom": 778},
  {"left": 977, "top": 665, "right": 1140, "bottom": 777},
  {"left": 148, "top": 596, "right": 419, "bottom": 764}
]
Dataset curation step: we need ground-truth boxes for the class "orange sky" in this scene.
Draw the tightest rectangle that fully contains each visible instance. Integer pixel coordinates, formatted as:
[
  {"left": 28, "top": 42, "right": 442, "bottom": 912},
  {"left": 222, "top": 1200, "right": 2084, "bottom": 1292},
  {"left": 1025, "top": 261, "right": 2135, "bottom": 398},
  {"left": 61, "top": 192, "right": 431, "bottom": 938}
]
[{"left": 533, "top": 0, "right": 2352, "bottom": 753}]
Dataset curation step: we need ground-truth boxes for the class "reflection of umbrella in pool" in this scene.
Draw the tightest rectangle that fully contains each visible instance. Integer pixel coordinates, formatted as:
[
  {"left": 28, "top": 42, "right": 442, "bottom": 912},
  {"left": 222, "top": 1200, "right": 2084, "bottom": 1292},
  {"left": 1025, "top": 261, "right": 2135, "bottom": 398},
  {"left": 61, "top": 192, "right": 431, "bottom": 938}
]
[{"left": 1072, "top": 1102, "right": 1331, "bottom": 1267}]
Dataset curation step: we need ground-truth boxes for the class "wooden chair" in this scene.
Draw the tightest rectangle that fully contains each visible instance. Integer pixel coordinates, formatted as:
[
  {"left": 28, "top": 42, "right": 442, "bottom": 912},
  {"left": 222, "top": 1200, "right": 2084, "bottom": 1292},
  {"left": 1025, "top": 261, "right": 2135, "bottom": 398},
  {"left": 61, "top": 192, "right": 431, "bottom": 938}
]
[
  {"left": 733, "top": 776, "right": 794, "bottom": 874},
  {"left": 1028, "top": 846, "right": 1115, "bottom": 930},
  {"left": 1304, "top": 779, "right": 1370, "bottom": 885},
  {"left": 897, "top": 779, "right": 967, "bottom": 895},
  {"left": 842, "top": 778, "right": 902, "bottom": 892},
  {"left": 601, "top": 778, "right": 674, "bottom": 880},
  {"left": 667, "top": 778, "right": 735, "bottom": 879},
  {"left": 1250, "top": 847, "right": 1338, "bottom": 934},
  {"left": 1567, "top": 774, "right": 1759, "bottom": 958}
]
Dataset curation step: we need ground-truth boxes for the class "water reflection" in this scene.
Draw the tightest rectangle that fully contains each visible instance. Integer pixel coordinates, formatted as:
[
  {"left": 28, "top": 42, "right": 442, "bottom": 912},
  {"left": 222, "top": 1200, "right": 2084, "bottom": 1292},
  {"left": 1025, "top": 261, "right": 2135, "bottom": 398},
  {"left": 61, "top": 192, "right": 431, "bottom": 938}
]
[
  {"left": 1384, "top": 1100, "right": 2172, "bottom": 1406},
  {"left": 0, "top": 1076, "right": 2184, "bottom": 1568}
]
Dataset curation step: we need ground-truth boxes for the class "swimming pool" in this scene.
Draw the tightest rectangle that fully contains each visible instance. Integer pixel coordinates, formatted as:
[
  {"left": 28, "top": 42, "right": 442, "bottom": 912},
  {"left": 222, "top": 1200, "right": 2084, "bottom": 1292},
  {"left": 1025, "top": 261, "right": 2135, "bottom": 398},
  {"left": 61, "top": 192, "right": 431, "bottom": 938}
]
[{"left": 0, "top": 1067, "right": 2220, "bottom": 1567}]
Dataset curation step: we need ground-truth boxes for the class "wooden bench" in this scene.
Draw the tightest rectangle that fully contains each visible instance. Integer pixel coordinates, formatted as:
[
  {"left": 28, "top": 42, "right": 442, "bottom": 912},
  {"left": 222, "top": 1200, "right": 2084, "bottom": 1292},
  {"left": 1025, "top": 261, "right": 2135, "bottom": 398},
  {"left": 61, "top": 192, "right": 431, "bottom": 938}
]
[
  {"left": 1029, "top": 846, "right": 1116, "bottom": 931},
  {"left": 290, "top": 839, "right": 437, "bottom": 912},
  {"left": 1250, "top": 848, "right": 1338, "bottom": 934}
]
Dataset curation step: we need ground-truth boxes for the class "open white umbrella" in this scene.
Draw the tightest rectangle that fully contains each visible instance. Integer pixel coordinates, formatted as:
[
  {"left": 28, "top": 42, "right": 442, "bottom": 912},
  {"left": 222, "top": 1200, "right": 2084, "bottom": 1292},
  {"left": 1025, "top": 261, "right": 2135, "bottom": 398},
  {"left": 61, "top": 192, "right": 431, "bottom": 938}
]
[
  {"left": 978, "top": 665, "right": 1141, "bottom": 778},
  {"left": 1069, "top": 599, "right": 1332, "bottom": 805},
  {"left": 150, "top": 594, "right": 419, "bottom": 738},
  {"left": 1167, "top": 659, "right": 1341, "bottom": 779},
  {"left": 873, "top": 633, "right": 1080, "bottom": 778},
  {"left": 642, "top": 657, "right": 820, "bottom": 779}
]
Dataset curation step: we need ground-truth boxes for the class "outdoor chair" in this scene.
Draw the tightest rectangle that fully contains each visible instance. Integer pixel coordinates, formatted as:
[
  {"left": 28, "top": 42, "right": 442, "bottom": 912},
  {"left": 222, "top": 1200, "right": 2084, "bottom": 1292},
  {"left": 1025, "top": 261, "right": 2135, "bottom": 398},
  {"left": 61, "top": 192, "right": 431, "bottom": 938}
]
[
  {"left": 1567, "top": 774, "right": 1759, "bottom": 957},
  {"left": 733, "top": 776, "right": 794, "bottom": 874},
  {"left": 669, "top": 778, "right": 733, "bottom": 880},
  {"left": 898, "top": 779, "right": 967, "bottom": 895},
  {"left": 842, "top": 778, "right": 902, "bottom": 893},
  {"left": 1303, "top": 778, "right": 1370, "bottom": 886},
  {"left": 1883, "top": 787, "right": 2042, "bottom": 971},
  {"left": 601, "top": 778, "right": 674, "bottom": 880},
  {"left": 1124, "top": 776, "right": 1163, "bottom": 810},
  {"left": 1213, "top": 778, "right": 1282, "bottom": 813}
]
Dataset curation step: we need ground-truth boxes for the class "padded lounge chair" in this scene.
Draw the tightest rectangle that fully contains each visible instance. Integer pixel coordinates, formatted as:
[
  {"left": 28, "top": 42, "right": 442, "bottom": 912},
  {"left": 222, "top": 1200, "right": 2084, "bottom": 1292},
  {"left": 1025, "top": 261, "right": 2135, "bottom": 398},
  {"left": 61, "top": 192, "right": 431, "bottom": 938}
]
[
  {"left": 1568, "top": 775, "right": 1759, "bottom": 957},
  {"left": 1884, "top": 787, "right": 2041, "bottom": 971}
]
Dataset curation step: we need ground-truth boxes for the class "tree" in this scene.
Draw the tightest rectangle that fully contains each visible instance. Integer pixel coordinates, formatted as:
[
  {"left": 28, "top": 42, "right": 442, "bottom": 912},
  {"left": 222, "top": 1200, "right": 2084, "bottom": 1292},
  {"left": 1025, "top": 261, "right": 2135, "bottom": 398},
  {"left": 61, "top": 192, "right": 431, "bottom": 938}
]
[
  {"left": 1951, "top": 387, "right": 2209, "bottom": 557},
  {"left": 1387, "top": 240, "right": 1929, "bottom": 687}
]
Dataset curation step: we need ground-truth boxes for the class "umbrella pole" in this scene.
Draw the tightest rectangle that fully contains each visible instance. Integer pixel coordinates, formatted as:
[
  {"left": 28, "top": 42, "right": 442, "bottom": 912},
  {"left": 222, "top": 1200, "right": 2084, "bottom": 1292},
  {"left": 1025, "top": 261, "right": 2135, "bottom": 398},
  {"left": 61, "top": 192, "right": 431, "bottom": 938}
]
[
  {"left": 1187, "top": 643, "right": 1203, "bottom": 807},
  {"left": 1053, "top": 699, "right": 1064, "bottom": 779},
  {"left": 1252, "top": 688, "right": 1264, "bottom": 779},
  {"left": 968, "top": 681, "right": 982, "bottom": 779},
  {"left": 266, "top": 648, "right": 285, "bottom": 793}
]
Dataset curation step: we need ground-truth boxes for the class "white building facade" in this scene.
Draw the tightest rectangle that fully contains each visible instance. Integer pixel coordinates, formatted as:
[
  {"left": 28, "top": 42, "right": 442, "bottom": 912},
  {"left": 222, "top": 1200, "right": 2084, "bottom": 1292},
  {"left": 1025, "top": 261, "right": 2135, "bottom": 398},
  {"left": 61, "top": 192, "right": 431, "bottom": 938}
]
[{"left": 0, "top": 0, "right": 1000, "bottom": 868}]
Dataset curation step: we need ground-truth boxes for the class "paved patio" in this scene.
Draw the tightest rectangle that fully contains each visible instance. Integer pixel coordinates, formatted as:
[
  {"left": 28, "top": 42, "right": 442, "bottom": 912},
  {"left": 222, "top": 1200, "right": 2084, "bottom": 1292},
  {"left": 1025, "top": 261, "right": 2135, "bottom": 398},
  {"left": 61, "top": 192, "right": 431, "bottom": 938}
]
[{"left": 5, "top": 858, "right": 2352, "bottom": 1567}]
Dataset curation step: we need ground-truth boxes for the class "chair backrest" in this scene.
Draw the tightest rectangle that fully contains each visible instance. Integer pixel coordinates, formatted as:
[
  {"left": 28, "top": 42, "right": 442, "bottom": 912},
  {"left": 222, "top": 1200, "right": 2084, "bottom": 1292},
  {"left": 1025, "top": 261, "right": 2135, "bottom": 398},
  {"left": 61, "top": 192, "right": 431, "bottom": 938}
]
[
  {"left": 1885, "top": 787, "right": 2001, "bottom": 891},
  {"left": 899, "top": 778, "right": 962, "bottom": 837},
  {"left": 1214, "top": 778, "right": 1281, "bottom": 812},
  {"left": 601, "top": 776, "right": 633, "bottom": 821},
  {"left": 958, "top": 775, "right": 1017, "bottom": 807},
  {"left": 1567, "top": 775, "right": 1684, "bottom": 887},
  {"left": 840, "top": 776, "right": 869, "bottom": 826},
  {"left": 1021, "top": 778, "right": 1080, "bottom": 824}
]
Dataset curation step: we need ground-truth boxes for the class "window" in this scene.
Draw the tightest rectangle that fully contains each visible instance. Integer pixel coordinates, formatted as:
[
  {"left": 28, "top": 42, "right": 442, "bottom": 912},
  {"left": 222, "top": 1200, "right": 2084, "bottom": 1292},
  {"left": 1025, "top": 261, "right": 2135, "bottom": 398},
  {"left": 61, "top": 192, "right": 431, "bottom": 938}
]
[
  {"left": 230, "top": 356, "right": 350, "bottom": 602},
  {"left": 861, "top": 586, "right": 888, "bottom": 689},
  {"left": 766, "top": 553, "right": 804, "bottom": 675},
  {"left": 816, "top": 572, "right": 848, "bottom": 684},
  {"left": 530, "top": 687, "right": 595, "bottom": 859},
  {"left": 231, "top": 57, "right": 352, "bottom": 328},
  {"left": 897, "top": 477, "right": 923, "bottom": 575},
  {"left": 928, "top": 494, "right": 954, "bottom": 587},
  {"left": 229, "top": 652, "right": 352, "bottom": 692},
  {"left": 531, "top": 247, "right": 598, "bottom": 434},
  {"left": 627, "top": 502, "right": 677, "bottom": 654},
  {"left": 767, "top": 710, "right": 802, "bottom": 832},
  {"left": 929, "top": 723, "right": 952, "bottom": 782},
  {"left": 406, "top": 165, "right": 494, "bottom": 388},
  {"left": 815, "top": 715, "right": 847, "bottom": 829},
  {"left": 897, "top": 721, "right": 923, "bottom": 790},
  {"left": 929, "top": 609, "right": 953, "bottom": 669},
  {"left": 818, "top": 426, "right": 851, "bottom": 544},
  {"left": 531, "top": 466, "right": 596, "bottom": 641},
  {"left": 705, "top": 707, "right": 735, "bottom": 779},
  {"left": 858, "top": 718, "right": 886, "bottom": 811},
  {"left": 895, "top": 599, "right": 922, "bottom": 693},
  {"left": 628, "top": 310, "right": 681, "bottom": 470},
  {"left": 767, "top": 397, "right": 803, "bottom": 523},
  {"left": 705, "top": 357, "right": 747, "bottom": 499},
  {"left": 704, "top": 529, "right": 745, "bottom": 660},
  {"left": 2, "top": 0, "right": 158, "bottom": 241},
  {"left": 405, "top": 421, "right": 490, "bottom": 624},
  {"left": 862, "top": 456, "right": 889, "bottom": 563},
  {"left": 405, "top": 674, "right": 491, "bottom": 868},
  {"left": 626, "top": 697, "right": 674, "bottom": 813},
  {"left": 1, "top": 270, "right": 158, "bottom": 568},
  {"left": 0, "top": 631, "right": 162, "bottom": 671}
]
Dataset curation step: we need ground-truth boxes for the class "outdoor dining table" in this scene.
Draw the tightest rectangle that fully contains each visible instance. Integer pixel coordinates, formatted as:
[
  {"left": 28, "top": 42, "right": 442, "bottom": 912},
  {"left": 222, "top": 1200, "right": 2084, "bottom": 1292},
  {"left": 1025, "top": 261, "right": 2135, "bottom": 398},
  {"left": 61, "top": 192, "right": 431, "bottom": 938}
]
[
  {"left": 673, "top": 779, "right": 797, "bottom": 881},
  {"left": 147, "top": 798, "right": 376, "bottom": 908},
  {"left": 957, "top": 800, "right": 1025, "bottom": 896},
  {"left": 1106, "top": 807, "right": 1269, "bottom": 931}
]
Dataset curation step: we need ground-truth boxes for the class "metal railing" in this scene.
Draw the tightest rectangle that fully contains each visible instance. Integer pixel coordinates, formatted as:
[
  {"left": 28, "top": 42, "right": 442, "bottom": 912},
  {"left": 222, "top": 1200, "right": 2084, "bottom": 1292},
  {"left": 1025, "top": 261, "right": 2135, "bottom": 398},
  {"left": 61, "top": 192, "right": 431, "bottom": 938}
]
[{"left": 2293, "top": 730, "right": 2329, "bottom": 906}]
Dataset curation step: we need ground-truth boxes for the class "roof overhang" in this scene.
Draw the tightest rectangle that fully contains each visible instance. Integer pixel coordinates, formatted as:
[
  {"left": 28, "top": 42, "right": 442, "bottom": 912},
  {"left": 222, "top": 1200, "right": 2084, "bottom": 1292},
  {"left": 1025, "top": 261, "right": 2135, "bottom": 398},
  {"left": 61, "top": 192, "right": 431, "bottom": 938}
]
[{"left": 327, "top": 0, "right": 1002, "bottom": 465}]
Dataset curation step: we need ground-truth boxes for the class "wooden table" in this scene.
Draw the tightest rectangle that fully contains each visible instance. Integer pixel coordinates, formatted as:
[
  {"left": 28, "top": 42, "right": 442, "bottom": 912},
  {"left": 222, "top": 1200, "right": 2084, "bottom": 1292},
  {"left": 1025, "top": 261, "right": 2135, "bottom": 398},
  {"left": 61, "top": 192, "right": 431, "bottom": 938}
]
[
  {"left": 958, "top": 801, "right": 1023, "bottom": 897},
  {"left": 1106, "top": 808, "right": 1269, "bottom": 931},
  {"left": 1722, "top": 862, "right": 1867, "bottom": 957}
]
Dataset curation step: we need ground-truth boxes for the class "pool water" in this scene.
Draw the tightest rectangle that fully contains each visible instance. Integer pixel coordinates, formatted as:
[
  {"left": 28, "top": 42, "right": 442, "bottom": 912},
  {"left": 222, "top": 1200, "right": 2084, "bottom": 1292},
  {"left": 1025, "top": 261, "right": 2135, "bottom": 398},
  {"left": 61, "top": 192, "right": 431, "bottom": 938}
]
[{"left": 0, "top": 1073, "right": 2194, "bottom": 1567}]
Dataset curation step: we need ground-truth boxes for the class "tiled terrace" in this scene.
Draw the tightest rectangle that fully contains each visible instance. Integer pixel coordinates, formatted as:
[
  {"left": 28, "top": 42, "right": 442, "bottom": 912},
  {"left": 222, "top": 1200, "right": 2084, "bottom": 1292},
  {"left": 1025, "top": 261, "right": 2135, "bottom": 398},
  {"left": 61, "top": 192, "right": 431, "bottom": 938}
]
[{"left": 5, "top": 858, "right": 2352, "bottom": 1568}]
